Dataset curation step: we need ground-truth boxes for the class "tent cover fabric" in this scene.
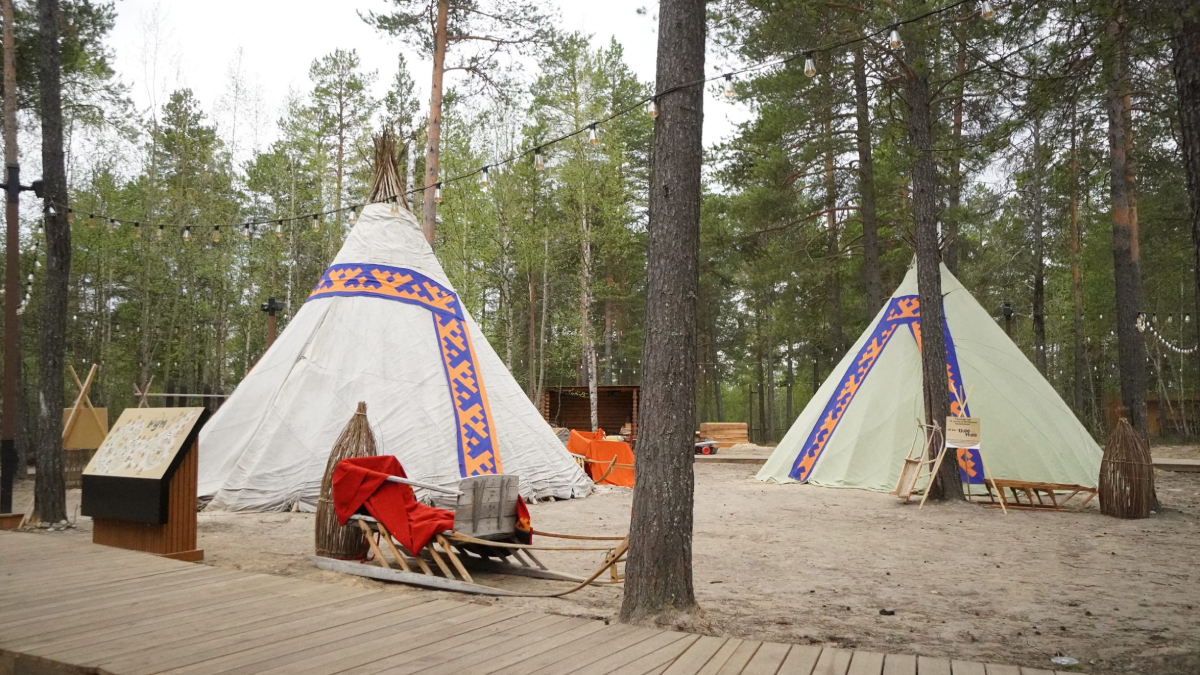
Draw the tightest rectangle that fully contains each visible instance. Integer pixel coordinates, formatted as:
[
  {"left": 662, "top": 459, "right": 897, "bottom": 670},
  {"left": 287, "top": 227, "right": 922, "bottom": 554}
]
[
  {"left": 757, "top": 263, "right": 1102, "bottom": 492},
  {"left": 199, "top": 203, "right": 593, "bottom": 510}
]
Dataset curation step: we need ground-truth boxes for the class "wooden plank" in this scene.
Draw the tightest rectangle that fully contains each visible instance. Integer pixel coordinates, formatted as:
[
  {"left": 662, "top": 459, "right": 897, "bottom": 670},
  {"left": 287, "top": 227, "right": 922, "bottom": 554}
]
[
  {"left": 742, "top": 642, "right": 793, "bottom": 675},
  {"left": 565, "top": 632, "right": 697, "bottom": 675},
  {"left": 881, "top": 654, "right": 917, "bottom": 675},
  {"left": 951, "top": 661, "right": 986, "bottom": 675},
  {"left": 714, "top": 640, "right": 762, "bottom": 675},
  {"left": 415, "top": 617, "right": 610, "bottom": 675},
  {"left": 244, "top": 606, "right": 527, "bottom": 675},
  {"left": 97, "top": 597, "right": 455, "bottom": 675},
  {"left": 693, "top": 639, "right": 745, "bottom": 675},
  {"left": 983, "top": 666, "right": 1021, "bottom": 675},
  {"left": 812, "top": 648, "right": 853, "bottom": 675},
  {"left": 337, "top": 613, "right": 570, "bottom": 675},
  {"left": 917, "top": 656, "right": 952, "bottom": 675},
  {"left": 661, "top": 636, "right": 729, "bottom": 675},
  {"left": 848, "top": 651, "right": 885, "bottom": 675},
  {"left": 534, "top": 628, "right": 683, "bottom": 675},
  {"left": 62, "top": 589, "right": 395, "bottom": 666},
  {"left": 1018, "top": 670, "right": 1056, "bottom": 675},
  {"left": 778, "top": 645, "right": 822, "bottom": 675},
  {"left": 609, "top": 634, "right": 703, "bottom": 675},
  {"left": 488, "top": 624, "right": 658, "bottom": 675},
  {"left": 156, "top": 602, "right": 489, "bottom": 675},
  {"left": 14, "top": 579, "right": 342, "bottom": 655}
]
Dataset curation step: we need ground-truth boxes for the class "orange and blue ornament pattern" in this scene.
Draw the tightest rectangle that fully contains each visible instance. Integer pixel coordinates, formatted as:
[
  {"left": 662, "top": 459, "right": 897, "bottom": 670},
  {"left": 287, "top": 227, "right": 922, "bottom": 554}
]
[
  {"left": 789, "top": 295, "right": 984, "bottom": 484},
  {"left": 309, "top": 263, "right": 503, "bottom": 477}
]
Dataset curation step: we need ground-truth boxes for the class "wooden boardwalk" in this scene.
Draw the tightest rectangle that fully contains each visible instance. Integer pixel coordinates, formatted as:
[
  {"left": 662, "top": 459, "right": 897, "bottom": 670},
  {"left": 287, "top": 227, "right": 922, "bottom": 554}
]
[{"left": 0, "top": 532, "right": 1078, "bottom": 675}]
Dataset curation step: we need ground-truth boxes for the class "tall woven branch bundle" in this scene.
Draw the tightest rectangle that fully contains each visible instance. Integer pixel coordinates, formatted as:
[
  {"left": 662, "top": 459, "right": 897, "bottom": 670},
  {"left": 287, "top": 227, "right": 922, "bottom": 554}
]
[
  {"left": 369, "top": 128, "right": 408, "bottom": 209},
  {"left": 1099, "top": 417, "right": 1156, "bottom": 519},
  {"left": 315, "top": 402, "right": 378, "bottom": 558}
]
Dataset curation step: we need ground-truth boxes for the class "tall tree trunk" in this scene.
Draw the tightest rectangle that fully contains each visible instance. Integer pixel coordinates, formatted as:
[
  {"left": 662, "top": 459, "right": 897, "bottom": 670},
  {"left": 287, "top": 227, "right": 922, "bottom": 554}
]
[
  {"left": 786, "top": 342, "right": 794, "bottom": 425},
  {"left": 620, "top": 0, "right": 704, "bottom": 625},
  {"left": 527, "top": 271, "right": 537, "bottom": 400},
  {"left": 945, "top": 36, "right": 968, "bottom": 276},
  {"left": 709, "top": 308, "right": 724, "bottom": 422},
  {"left": 904, "top": 41, "right": 962, "bottom": 501},
  {"left": 765, "top": 308, "right": 775, "bottom": 441},
  {"left": 1031, "top": 120, "right": 1047, "bottom": 374},
  {"left": 853, "top": 46, "right": 882, "bottom": 315},
  {"left": 537, "top": 227, "right": 550, "bottom": 403},
  {"left": 825, "top": 119, "right": 843, "bottom": 354},
  {"left": 420, "top": 0, "right": 449, "bottom": 245},
  {"left": 756, "top": 312, "right": 766, "bottom": 442},
  {"left": 32, "top": 0, "right": 68, "bottom": 525},
  {"left": 1069, "top": 104, "right": 1086, "bottom": 413},
  {"left": 604, "top": 293, "right": 613, "bottom": 385},
  {"left": 1, "top": 0, "right": 20, "bottom": 515},
  {"left": 580, "top": 207, "right": 598, "bottom": 432},
  {"left": 1172, "top": 0, "right": 1200, "bottom": 399},
  {"left": 1103, "top": 1, "right": 1150, "bottom": 444}
]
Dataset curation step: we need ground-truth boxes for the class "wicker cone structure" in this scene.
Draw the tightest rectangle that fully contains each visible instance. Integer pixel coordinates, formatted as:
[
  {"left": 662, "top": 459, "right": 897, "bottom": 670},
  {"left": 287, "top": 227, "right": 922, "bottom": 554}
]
[
  {"left": 315, "top": 402, "right": 378, "bottom": 558},
  {"left": 1099, "top": 417, "right": 1156, "bottom": 519}
]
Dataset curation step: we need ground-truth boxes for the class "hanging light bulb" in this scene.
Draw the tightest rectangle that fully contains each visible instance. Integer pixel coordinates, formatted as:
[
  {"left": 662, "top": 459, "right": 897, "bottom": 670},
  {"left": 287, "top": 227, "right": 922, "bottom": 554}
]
[
  {"left": 26, "top": 273, "right": 33, "bottom": 283},
  {"left": 723, "top": 74, "right": 734, "bottom": 99},
  {"left": 535, "top": 147, "right": 544, "bottom": 170},
  {"left": 349, "top": 207, "right": 358, "bottom": 225},
  {"left": 107, "top": 218, "right": 115, "bottom": 233},
  {"left": 312, "top": 214, "right": 320, "bottom": 232},
  {"left": 47, "top": 205, "right": 56, "bottom": 216},
  {"left": 588, "top": 125, "right": 599, "bottom": 145},
  {"left": 134, "top": 222, "right": 141, "bottom": 238},
  {"left": 648, "top": 99, "right": 658, "bottom": 119},
  {"left": 274, "top": 220, "right": 283, "bottom": 238},
  {"left": 1168, "top": 314, "right": 1174, "bottom": 323},
  {"left": 981, "top": 0, "right": 995, "bottom": 19},
  {"left": 481, "top": 166, "right": 491, "bottom": 187},
  {"left": 66, "top": 209, "right": 74, "bottom": 224},
  {"left": 434, "top": 183, "right": 443, "bottom": 204},
  {"left": 1187, "top": 314, "right": 1192, "bottom": 323},
  {"left": 88, "top": 214, "right": 95, "bottom": 228},
  {"left": 36, "top": 223, "right": 43, "bottom": 238},
  {"left": 804, "top": 53, "right": 816, "bottom": 78},
  {"left": 243, "top": 222, "right": 251, "bottom": 239},
  {"left": 182, "top": 226, "right": 191, "bottom": 242},
  {"left": 889, "top": 25, "right": 902, "bottom": 49},
  {"left": 157, "top": 224, "right": 164, "bottom": 240},
  {"left": 390, "top": 198, "right": 399, "bottom": 215},
  {"left": 212, "top": 226, "right": 221, "bottom": 243}
]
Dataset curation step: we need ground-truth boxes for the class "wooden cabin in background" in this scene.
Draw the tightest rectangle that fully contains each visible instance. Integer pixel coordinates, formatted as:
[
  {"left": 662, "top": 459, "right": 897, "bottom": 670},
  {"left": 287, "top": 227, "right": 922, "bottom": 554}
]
[{"left": 540, "top": 385, "right": 639, "bottom": 442}]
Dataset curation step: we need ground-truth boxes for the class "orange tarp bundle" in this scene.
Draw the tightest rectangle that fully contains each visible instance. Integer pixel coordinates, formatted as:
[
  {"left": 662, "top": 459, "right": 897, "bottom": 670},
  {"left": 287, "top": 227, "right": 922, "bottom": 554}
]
[{"left": 567, "top": 429, "right": 635, "bottom": 488}]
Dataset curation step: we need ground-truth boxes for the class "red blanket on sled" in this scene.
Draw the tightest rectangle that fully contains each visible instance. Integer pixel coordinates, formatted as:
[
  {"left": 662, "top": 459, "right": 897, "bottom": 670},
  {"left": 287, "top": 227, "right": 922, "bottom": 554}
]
[{"left": 332, "top": 456, "right": 455, "bottom": 554}]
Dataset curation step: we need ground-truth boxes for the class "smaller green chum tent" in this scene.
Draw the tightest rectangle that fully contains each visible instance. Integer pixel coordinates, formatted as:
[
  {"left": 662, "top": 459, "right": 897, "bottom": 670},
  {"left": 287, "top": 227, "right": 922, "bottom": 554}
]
[{"left": 757, "top": 262, "right": 1102, "bottom": 492}]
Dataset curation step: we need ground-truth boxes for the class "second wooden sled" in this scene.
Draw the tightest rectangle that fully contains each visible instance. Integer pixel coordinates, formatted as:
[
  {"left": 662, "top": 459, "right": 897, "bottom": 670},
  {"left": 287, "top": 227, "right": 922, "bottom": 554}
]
[{"left": 312, "top": 473, "right": 628, "bottom": 597}]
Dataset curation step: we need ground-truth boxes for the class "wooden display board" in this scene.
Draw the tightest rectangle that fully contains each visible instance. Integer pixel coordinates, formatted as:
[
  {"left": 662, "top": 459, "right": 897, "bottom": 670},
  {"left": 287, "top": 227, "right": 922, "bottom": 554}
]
[{"left": 81, "top": 407, "right": 209, "bottom": 561}]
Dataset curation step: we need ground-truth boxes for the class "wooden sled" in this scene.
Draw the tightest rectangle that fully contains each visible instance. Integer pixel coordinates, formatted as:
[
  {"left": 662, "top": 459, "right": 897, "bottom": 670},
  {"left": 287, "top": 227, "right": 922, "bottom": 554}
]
[
  {"left": 892, "top": 420, "right": 947, "bottom": 509},
  {"left": 313, "top": 474, "right": 628, "bottom": 597}
]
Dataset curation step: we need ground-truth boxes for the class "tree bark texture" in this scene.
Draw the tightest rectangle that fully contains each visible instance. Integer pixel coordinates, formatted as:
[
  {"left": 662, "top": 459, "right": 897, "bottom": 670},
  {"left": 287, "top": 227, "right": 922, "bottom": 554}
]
[
  {"left": 1031, "top": 121, "right": 1047, "bottom": 375},
  {"left": 853, "top": 46, "right": 882, "bottom": 316},
  {"left": 1173, "top": 0, "right": 1200, "bottom": 392},
  {"left": 619, "top": 0, "right": 704, "bottom": 625},
  {"left": 824, "top": 119, "right": 843, "bottom": 355},
  {"left": 1069, "top": 107, "right": 1086, "bottom": 413},
  {"left": 903, "top": 45, "right": 962, "bottom": 501},
  {"left": 945, "top": 36, "right": 967, "bottom": 277},
  {"left": 33, "top": 0, "right": 68, "bottom": 525},
  {"left": 421, "top": 0, "right": 449, "bottom": 245},
  {"left": 1, "top": 0, "right": 19, "bottom": 516},
  {"left": 1103, "top": 2, "right": 1150, "bottom": 445}
]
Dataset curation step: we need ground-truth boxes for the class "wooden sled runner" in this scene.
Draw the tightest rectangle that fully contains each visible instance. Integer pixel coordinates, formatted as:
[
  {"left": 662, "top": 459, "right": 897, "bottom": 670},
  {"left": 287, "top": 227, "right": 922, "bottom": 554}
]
[{"left": 312, "top": 474, "right": 628, "bottom": 597}]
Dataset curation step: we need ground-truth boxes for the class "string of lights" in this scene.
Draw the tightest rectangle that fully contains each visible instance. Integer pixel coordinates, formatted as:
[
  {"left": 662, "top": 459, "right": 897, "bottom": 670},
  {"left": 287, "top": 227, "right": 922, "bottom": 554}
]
[
  {"left": 1138, "top": 313, "right": 1198, "bottom": 355},
  {"left": 40, "top": 0, "right": 1001, "bottom": 239}
]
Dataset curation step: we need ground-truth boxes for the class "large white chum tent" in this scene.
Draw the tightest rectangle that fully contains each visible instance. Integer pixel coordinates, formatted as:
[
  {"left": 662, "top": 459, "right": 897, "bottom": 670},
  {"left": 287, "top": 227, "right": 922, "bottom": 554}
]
[
  {"left": 198, "top": 148, "right": 591, "bottom": 511},
  {"left": 757, "top": 262, "right": 1102, "bottom": 492}
]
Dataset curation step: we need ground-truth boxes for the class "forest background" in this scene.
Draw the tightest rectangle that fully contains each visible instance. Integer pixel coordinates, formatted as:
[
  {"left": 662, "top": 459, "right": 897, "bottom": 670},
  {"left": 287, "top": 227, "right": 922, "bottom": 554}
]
[{"left": 3, "top": 0, "right": 1196, "bottom": 466}]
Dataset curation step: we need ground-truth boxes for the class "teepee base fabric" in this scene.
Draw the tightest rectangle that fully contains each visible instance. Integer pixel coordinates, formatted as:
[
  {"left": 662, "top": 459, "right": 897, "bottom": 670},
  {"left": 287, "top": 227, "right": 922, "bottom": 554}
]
[
  {"left": 757, "top": 263, "right": 1101, "bottom": 493},
  {"left": 199, "top": 204, "right": 592, "bottom": 511}
]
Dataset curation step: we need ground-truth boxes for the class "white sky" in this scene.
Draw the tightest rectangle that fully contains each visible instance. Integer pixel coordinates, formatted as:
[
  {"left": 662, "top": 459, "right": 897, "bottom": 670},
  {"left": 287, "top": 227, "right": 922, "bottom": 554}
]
[{"left": 104, "top": 0, "right": 749, "bottom": 155}]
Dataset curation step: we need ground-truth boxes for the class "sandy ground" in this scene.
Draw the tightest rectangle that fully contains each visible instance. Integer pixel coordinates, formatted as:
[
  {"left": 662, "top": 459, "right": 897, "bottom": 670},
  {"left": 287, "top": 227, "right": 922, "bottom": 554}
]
[{"left": 11, "top": 462, "right": 1200, "bottom": 675}]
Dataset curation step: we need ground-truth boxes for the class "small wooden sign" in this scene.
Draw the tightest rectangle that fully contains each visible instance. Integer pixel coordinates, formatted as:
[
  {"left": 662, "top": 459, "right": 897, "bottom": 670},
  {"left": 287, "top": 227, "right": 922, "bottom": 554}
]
[
  {"left": 82, "top": 407, "right": 208, "bottom": 561},
  {"left": 945, "top": 416, "right": 980, "bottom": 449}
]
